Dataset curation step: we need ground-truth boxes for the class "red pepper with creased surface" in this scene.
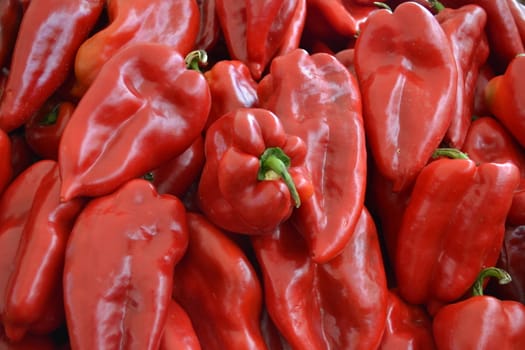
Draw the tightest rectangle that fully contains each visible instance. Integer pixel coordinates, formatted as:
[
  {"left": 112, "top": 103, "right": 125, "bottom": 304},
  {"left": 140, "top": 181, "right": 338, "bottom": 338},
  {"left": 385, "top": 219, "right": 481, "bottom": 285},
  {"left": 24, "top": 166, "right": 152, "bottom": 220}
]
[
  {"left": 258, "top": 48, "right": 367, "bottom": 263},
  {"left": 252, "top": 208, "right": 388, "bottom": 349},
  {"left": 0, "top": 0, "right": 105, "bottom": 132},
  {"left": 198, "top": 108, "right": 314, "bottom": 235},
  {"left": 354, "top": 1, "right": 458, "bottom": 192},
  {"left": 159, "top": 299, "right": 201, "bottom": 350},
  {"left": 194, "top": 0, "right": 220, "bottom": 52},
  {"left": 172, "top": 213, "right": 267, "bottom": 350},
  {"left": 59, "top": 43, "right": 211, "bottom": 202},
  {"left": 0, "top": 0, "right": 21, "bottom": 69},
  {"left": 63, "top": 178, "right": 189, "bottom": 350}
]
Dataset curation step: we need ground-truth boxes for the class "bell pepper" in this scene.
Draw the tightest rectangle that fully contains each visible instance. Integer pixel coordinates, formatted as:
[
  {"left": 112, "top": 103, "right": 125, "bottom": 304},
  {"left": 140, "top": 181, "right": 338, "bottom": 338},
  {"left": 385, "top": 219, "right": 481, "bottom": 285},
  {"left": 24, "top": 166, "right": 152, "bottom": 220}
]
[
  {"left": 197, "top": 107, "right": 314, "bottom": 235},
  {"left": 0, "top": 329, "right": 57, "bottom": 349},
  {"left": 506, "top": 0, "right": 525, "bottom": 46},
  {"left": 354, "top": 1, "right": 458, "bottom": 192},
  {"left": 484, "top": 54, "right": 525, "bottom": 149},
  {"left": 8, "top": 130, "right": 37, "bottom": 181},
  {"left": 172, "top": 213, "right": 267, "bottom": 350},
  {"left": 194, "top": 0, "right": 220, "bottom": 52},
  {"left": 63, "top": 178, "right": 189, "bottom": 350},
  {"left": 59, "top": 43, "right": 211, "bottom": 202},
  {"left": 258, "top": 48, "right": 367, "bottom": 263},
  {"left": 73, "top": 0, "right": 200, "bottom": 96},
  {"left": 260, "top": 307, "right": 290, "bottom": 350},
  {"left": 159, "top": 299, "right": 201, "bottom": 350},
  {"left": 395, "top": 148, "right": 520, "bottom": 312},
  {"left": 252, "top": 208, "right": 388, "bottom": 349},
  {"left": 0, "top": 0, "right": 21, "bottom": 69},
  {"left": 0, "top": 129, "right": 12, "bottom": 196},
  {"left": 433, "top": 267, "right": 525, "bottom": 349},
  {"left": 0, "top": 0, "right": 105, "bottom": 132},
  {"left": 472, "top": 63, "right": 495, "bottom": 117}
]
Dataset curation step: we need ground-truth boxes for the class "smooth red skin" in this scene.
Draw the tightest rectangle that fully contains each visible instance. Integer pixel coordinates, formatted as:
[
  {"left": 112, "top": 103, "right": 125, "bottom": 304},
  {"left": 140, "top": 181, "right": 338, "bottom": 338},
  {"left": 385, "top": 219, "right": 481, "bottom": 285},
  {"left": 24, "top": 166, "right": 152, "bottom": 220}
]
[
  {"left": 172, "top": 213, "right": 267, "bottom": 350},
  {"left": 204, "top": 60, "right": 259, "bottom": 130},
  {"left": 259, "top": 307, "right": 289, "bottom": 350},
  {"left": 461, "top": 116, "right": 525, "bottom": 225},
  {"left": 198, "top": 108, "right": 313, "bottom": 235},
  {"left": 63, "top": 179, "right": 188, "bottom": 350},
  {"left": 0, "top": 330, "right": 56, "bottom": 350},
  {"left": 354, "top": 2, "right": 457, "bottom": 192},
  {"left": 379, "top": 290, "right": 436, "bottom": 350},
  {"left": 59, "top": 42, "right": 211, "bottom": 201},
  {"left": 395, "top": 158, "right": 520, "bottom": 307},
  {"left": 472, "top": 64, "right": 495, "bottom": 117},
  {"left": 159, "top": 300, "right": 201, "bottom": 350},
  {"left": 8, "top": 131, "right": 37, "bottom": 180},
  {"left": 252, "top": 208, "right": 387, "bottom": 349},
  {"left": 275, "top": 0, "right": 306, "bottom": 57},
  {"left": 0, "top": 0, "right": 104, "bottom": 132},
  {"left": 507, "top": 0, "right": 525, "bottom": 45},
  {"left": 0, "top": 0, "right": 21, "bottom": 69},
  {"left": 437, "top": 4, "right": 488, "bottom": 148},
  {"left": 24, "top": 101, "right": 75, "bottom": 161},
  {"left": 73, "top": 0, "right": 199, "bottom": 95},
  {"left": 215, "top": 0, "right": 302, "bottom": 79},
  {"left": 149, "top": 136, "right": 205, "bottom": 198},
  {"left": 433, "top": 296, "right": 525, "bottom": 349},
  {"left": 195, "top": 0, "right": 220, "bottom": 51},
  {"left": 485, "top": 55, "right": 525, "bottom": 149},
  {"left": 0, "top": 129, "right": 12, "bottom": 195},
  {"left": 258, "top": 48, "right": 366, "bottom": 263}
]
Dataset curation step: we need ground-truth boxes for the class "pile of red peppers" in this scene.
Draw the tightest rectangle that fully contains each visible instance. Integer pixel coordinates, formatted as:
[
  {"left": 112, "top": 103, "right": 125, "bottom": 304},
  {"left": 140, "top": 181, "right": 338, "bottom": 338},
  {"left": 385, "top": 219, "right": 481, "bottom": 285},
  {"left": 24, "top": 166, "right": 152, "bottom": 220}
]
[{"left": 0, "top": 0, "right": 525, "bottom": 348}]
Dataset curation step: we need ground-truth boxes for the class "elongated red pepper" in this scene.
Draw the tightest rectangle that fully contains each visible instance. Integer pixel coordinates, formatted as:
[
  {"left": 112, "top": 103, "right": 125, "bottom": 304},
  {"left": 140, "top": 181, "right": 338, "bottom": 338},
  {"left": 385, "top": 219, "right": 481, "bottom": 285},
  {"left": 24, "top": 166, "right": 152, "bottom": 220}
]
[
  {"left": 198, "top": 108, "right": 314, "bottom": 235},
  {"left": 172, "top": 213, "right": 267, "bottom": 350},
  {"left": 0, "top": 129, "right": 11, "bottom": 196},
  {"left": 195, "top": 0, "right": 220, "bottom": 52},
  {"left": 73, "top": 0, "right": 199, "bottom": 96},
  {"left": 159, "top": 300, "right": 201, "bottom": 350},
  {"left": 0, "top": 0, "right": 104, "bottom": 132},
  {"left": 395, "top": 149, "right": 520, "bottom": 311},
  {"left": 258, "top": 48, "right": 366, "bottom": 263},
  {"left": 63, "top": 178, "right": 189, "bottom": 350},
  {"left": 0, "top": 0, "right": 21, "bottom": 69},
  {"left": 354, "top": 1, "right": 457, "bottom": 192},
  {"left": 59, "top": 43, "right": 211, "bottom": 201},
  {"left": 252, "top": 208, "right": 388, "bottom": 349}
]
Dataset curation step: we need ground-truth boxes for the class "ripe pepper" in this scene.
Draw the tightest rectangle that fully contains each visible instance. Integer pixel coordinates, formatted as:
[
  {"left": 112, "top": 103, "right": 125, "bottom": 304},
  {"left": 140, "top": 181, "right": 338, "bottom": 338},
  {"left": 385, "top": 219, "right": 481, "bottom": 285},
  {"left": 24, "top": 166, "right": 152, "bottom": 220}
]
[
  {"left": 484, "top": 54, "right": 525, "bottom": 148},
  {"left": 395, "top": 148, "right": 520, "bottom": 312},
  {"left": 73, "top": 0, "right": 200, "bottom": 96},
  {"left": 0, "top": 129, "right": 12, "bottom": 195},
  {"left": 59, "top": 43, "right": 211, "bottom": 202},
  {"left": 0, "top": 329, "right": 57, "bottom": 349},
  {"left": 159, "top": 300, "right": 201, "bottom": 350},
  {"left": 0, "top": 0, "right": 105, "bottom": 132},
  {"left": 506, "top": 0, "right": 525, "bottom": 46},
  {"left": 433, "top": 267, "right": 525, "bottom": 349},
  {"left": 258, "top": 48, "right": 367, "bottom": 263},
  {"left": 354, "top": 1, "right": 458, "bottom": 192},
  {"left": 252, "top": 208, "right": 388, "bottom": 349},
  {"left": 172, "top": 213, "right": 267, "bottom": 350},
  {"left": 0, "top": 0, "right": 21, "bottom": 69},
  {"left": 63, "top": 178, "right": 189, "bottom": 350},
  {"left": 195, "top": 0, "right": 220, "bottom": 52},
  {"left": 198, "top": 108, "right": 314, "bottom": 235}
]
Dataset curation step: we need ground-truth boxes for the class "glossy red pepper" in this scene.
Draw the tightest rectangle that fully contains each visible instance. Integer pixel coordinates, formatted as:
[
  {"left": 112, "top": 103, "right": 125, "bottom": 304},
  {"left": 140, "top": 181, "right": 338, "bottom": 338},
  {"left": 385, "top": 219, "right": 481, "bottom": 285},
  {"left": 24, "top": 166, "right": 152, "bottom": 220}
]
[
  {"left": 354, "top": 1, "right": 458, "bottom": 192},
  {"left": 506, "top": 0, "right": 525, "bottom": 45},
  {"left": 159, "top": 300, "right": 201, "bottom": 350},
  {"left": 59, "top": 43, "right": 211, "bottom": 201},
  {"left": 194, "top": 0, "right": 220, "bottom": 52},
  {"left": 395, "top": 149, "right": 520, "bottom": 311},
  {"left": 0, "top": 329, "right": 57, "bottom": 349},
  {"left": 258, "top": 48, "right": 367, "bottom": 263},
  {"left": 0, "top": 0, "right": 105, "bottom": 132},
  {"left": 198, "top": 108, "right": 314, "bottom": 235},
  {"left": 252, "top": 208, "right": 388, "bottom": 349},
  {"left": 8, "top": 131, "right": 37, "bottom": 181},
  {"left": 433, "top": 267, "right": 525, "bottom": 349},
  {"left": 0, "top": 0, "right": 21, "bottom": 69},
  {"left": 63, "top": 178, "right": 189, "bottom": 350},
  {"left": 172, "top": 213, "right": 267, "bottom": 350},
  {"left": 0, "top": 129, "right": 12, "bottom": 195},
  {"left": 73, "top": 0, "right": 200, "bottom": 96}
]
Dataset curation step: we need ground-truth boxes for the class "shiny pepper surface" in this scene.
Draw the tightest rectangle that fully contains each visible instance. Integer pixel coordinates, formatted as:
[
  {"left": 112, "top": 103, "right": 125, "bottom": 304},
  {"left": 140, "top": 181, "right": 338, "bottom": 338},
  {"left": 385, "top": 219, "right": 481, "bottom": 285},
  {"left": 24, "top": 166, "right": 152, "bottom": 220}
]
[{"left": 63, "top": 178, "right": 189, "bottom": 350}]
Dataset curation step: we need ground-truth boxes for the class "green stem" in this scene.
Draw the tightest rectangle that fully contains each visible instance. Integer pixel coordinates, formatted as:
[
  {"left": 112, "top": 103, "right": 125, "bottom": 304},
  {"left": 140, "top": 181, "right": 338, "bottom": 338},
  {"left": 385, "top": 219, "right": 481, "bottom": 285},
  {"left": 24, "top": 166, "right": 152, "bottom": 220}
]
[
  {"left": 427, "top": 0, "right": 445, "bottom": 12},
  {"left": 373, "top": 1, "right": 392, "bottom": 11},
  {"left": 432, "top": 147, "right": 470, "bottom": 160},
  {"left": 472, "top": 267, "right": 512, "bottom": 297},
  {"left": 184, "top": 49, "right": 208, "bottom": 72},
  {"left": 39, "top": 104, "right": 60, "bottom": 126},
  {"left": 258, "top": 147, "right": 301, "bottom": 208}
]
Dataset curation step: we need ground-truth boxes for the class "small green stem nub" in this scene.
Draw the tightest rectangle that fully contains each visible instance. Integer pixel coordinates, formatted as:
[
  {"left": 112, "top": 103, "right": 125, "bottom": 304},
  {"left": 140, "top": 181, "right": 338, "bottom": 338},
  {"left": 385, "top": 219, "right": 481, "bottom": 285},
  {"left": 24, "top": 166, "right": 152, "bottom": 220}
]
[
  {"left": 373, "top": 2, "right": 392, "bottom": 11},
  {"left": 472, "top": 267, "right": 512, "bottom": 297},
  {"left": 185, "top": 50, "right": 208, "bottom": 72},
  {"left": 428, "top": 0, "right": 445, "bottom": 12},
  {"left": 258, "top": 147, "right": 301, "bottom": 208},
  {"left": 432, "top": 147, "right": 470, "bottom": 160},
  {"left": 39, "top": 104, "right": 60, "bottom": 126}
]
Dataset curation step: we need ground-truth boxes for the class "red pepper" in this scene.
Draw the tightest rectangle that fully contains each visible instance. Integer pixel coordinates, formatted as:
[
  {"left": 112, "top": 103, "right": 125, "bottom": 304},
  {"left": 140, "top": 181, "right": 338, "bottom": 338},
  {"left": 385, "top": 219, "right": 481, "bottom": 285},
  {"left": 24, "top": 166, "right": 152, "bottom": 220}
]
[
  {"left": 0, "top": 129, "right": 12, "bottom": 195},
  {"left": 252, "top": 208, "right": 388, "bottom": 349},
  {"left": 485, "top": 54, "right": 525, "bottom": 149},
  {"left": 172, "top": 213, "right": 267, "bottom": 350},
  {"left": 0, "top": 0, "right": 105, "bottom": 132},
  {"left": 63, "top": 178, "right": 189, "bottom": 350},
  {"left": 395, "top": 149, "right": 520, "bottom": 311},
  {"left": 198, "top": 108, "right": 314, "bottom": 235},
  {"left": 159, "top": 300, "right": 201, "bottom": 350},
  {"left": 58, "top": 43, "right": 211, "bottom": 201},
  {"left": 258, "top": 48, "right": 367, "bottom": 263},
  {"left": 194, "top": 0, "right": 220, "bottom": 52},
  {"left": 0, "top": 329, "right": 57, "bottom": 349},
  {"left": 8, "top": 130, "right": 37, "bottom": 181},
  {"left": 433, "top": 267, "right": 525, "bottom": 349},
  {"left": 506, "top": 0, "right": 525, "bottom": 46},
  {"left": 354, "top": 1, "right": 458, "bottom": 192},
  {"left": 0, "top": 0, "right": 21, "bottom": 69},
  {"left": 472, "top": 63, "right": 495, "bottom": 118},
  {"left": 73, "top": 0, "right": 200, "bottom": 96}
]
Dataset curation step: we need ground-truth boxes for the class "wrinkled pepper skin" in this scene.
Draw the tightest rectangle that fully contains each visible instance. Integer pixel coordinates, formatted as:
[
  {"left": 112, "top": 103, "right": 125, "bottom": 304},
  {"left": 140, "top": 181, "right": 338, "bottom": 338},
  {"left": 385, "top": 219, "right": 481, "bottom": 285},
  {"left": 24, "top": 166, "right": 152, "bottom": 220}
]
[
  {"left": 354, "top": 1, "right": 458, "bottom": 192},
  {"left": 63, "top": 178, "right": 189, "bottom": 350},
  {"left": 258, "top": 48, "right": 367, "bottom": 263},
  {"left": 0, "top": 0, "right": 21, "bottom": 69},
  {"left": 159, "top": 300, "right": 201, "bottom": 350},
  {"left": 198, "top": 108, "right": 314, "bottom": 235},
  {"left": 395, "top": 155, "right": 520, "bottom": 310},
  {"left": 173, "top": 213, "right": 267, "bottom": 350},
  {"left": 73, "top": 0, "right": 200, "bottom": 95},
  {"left": 0, "top": 0, "right": 104, "bottom": 132},
  {"left": 59, "top": 43, "right": 211, "bottom": 201},
  {"left": 485, "top": 54, "right": 525, "bottom": 149},
  {"left": 194, "top": 0, "right": 220, "bottom": 52},
  {"left": 0, "top": 129, "right": 12, "bottom": 195},
  {"left": 252, "top": 208, "right": 388, "bottom": 350}
]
